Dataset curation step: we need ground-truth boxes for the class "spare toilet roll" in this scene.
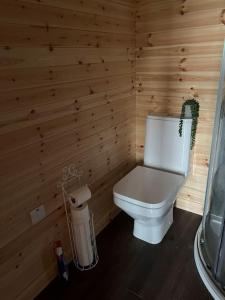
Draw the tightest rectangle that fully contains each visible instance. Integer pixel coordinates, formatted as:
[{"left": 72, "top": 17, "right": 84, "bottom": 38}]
[
  {"left": 70, "top": 203, "right": 94, "bottom": 267},
  {"left": 69, "top": 185, "right": 91, "bottom": 208}
]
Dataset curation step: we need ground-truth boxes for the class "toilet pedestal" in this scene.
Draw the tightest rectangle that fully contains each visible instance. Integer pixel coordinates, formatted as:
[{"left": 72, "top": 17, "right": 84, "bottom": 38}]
[{"left": 133, "top": 206, "right": 173, "bottom": 244}]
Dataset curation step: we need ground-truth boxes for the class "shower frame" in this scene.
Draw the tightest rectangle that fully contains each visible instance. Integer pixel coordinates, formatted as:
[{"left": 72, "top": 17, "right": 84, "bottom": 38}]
[{"left": 194, "top": 40, "right": 225, "bottom": 300}]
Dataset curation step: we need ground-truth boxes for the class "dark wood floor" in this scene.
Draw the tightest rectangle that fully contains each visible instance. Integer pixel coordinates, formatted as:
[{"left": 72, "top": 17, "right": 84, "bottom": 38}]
[{"left": 36, "top": 208, "right": 212, "bottom": 300}]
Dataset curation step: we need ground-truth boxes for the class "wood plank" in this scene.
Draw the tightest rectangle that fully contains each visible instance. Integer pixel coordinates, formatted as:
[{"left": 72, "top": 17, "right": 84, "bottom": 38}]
[
  {"left": 136, "top": 43, "right": 224, "bottom": 58},
  {"left": 0, "top": 60, "right": 134, "bottom": 91},
  {"left": 0, "top": 113, "right": 135, "bottom": 190},
  {"left": 21, "top": 0, "right": 135, "bottom": 20},
  {"left": 0, "top": 46, "right": 134, "bottom": 69},
  {"left": 136, "top": 25, "right": 225, "bottom": 48},
  {"left": 0, "top": 0, "right": 134, "bottom": 34},
  {"left": 136, "top": 8, "right": 225, "bottom": 33},
  {"left": 0, "top": 23, "right": 135, "bottom": 48},
  {"left": 137, "top": 0, "right": 225, "bottom": 14},
  {"left": 137, "top": 56, "right": 221, "bottom": 73},
  {"left": 0, "top": 74, "right": 135, "bottom": 134}
]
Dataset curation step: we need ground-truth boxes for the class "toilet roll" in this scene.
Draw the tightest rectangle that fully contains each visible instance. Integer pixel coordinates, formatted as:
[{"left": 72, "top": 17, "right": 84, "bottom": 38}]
[
  {"left": 70, "top": 203, "right": 94, "bottom": 267},
  {"left": 69, "top": 185, "right": 91, "bottom": 208}
]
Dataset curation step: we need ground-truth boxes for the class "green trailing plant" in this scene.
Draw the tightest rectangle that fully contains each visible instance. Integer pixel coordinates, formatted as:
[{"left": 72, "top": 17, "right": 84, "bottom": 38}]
[{"left": 179, "top": 99, "right": 200, "bottom": 150}]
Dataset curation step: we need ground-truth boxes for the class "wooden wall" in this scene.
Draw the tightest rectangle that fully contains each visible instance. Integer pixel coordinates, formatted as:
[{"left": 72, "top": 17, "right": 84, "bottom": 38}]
[
  {"left": 0, "top": 0, "right": 135, "bottom": 299},
  {"left": 136, "top": 0, "right": 225, "bottom": 214}
]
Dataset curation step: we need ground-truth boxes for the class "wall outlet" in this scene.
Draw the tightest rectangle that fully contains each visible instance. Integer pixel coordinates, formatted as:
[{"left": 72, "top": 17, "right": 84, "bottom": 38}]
[{"left": 30, "top": 204, "right": 46, "bottom": 225}]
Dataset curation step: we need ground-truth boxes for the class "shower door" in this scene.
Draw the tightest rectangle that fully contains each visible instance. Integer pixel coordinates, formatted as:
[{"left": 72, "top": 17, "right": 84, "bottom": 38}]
[{"left": 201, "top": 41, "right": 225, "bottom": 290}]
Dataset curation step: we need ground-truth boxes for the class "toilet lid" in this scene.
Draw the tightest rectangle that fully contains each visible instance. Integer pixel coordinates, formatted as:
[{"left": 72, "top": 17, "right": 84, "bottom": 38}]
[{"left": 113, "top": 166, "right": 185, "bottom": 209}]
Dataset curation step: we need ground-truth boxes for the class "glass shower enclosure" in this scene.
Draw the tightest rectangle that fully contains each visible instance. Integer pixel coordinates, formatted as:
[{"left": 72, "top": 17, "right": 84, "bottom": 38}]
[{"left": 194, "top": 41, "right": 225, "bottom": 300}]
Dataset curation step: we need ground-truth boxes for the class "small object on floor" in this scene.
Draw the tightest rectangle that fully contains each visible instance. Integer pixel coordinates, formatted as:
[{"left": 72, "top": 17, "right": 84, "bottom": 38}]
[{"left": 54, "top": 241, "right": 69, "bottom": 282}]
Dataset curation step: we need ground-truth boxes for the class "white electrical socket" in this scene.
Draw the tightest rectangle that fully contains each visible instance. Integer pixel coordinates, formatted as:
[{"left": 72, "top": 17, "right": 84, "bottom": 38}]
[{"left": 30, "top": 204, "right": 46, "bottom": 225}]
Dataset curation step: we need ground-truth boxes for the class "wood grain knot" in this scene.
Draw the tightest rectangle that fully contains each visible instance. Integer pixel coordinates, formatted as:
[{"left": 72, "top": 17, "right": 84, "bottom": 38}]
[
  {"left": 49, "top": 44, "right": 53, "bottom": 52},
  {"left": 179, "top": 4, "right": 187, "bottom": 15},
  {"left": 180, "top": 57, "right": 186, "bottom": 64},
  {"left": 220, "top": 9, "right": 225, "bottom": 25}
]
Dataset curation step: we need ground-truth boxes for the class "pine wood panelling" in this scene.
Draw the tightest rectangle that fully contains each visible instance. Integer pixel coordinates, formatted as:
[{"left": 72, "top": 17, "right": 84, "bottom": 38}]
[
  {"left": 136, "top": 9, "right": 224, "bottom": 32},
  {"left": 136, "top": 26, "right": 225, "bottom": 48},
  {"left": 0, "top": 123, "right": 135, "bottom": 247},
  {"left": 21, "top": 0, "right": 135, "bottom": 20},
  {"left": 0, "top": 47, "right": 134, "bottom": 69},
  {"left": 0, "top": 62, "right": 134, "bottom": 91},
  {"left": 0, "top": 1, "right": 134, "bottom": 34},
  {"left": 137, "top": 0, "right": 225, "bottom": 15},
  {"left": 136, "top": 0, "right": 225, "bottom": 215},
  {"left": 0, "top": 0, "right": 135, "bottom": 299},
  {"left": 0, "top": 75, "right": 134, "bottom": 134},
  {"left": 0, "top": 23, "right": 134, "bottom": 48}
]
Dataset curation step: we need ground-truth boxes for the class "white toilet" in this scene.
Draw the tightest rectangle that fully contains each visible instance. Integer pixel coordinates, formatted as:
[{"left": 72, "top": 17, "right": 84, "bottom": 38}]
[{"left": 113, "top": 115, "right": 192, "bottom": 244}]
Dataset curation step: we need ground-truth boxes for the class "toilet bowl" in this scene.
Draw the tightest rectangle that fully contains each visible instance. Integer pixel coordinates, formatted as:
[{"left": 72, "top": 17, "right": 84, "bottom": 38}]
[
  {"left": 113, "top": 116, "right": 192, "bottom": 244},
  {"left": 114, "top": 166, "right": 185, "bottom": 244}
]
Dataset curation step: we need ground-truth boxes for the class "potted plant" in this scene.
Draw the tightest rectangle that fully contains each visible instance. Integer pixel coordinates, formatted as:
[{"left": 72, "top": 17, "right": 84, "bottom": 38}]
[{"left": 179, "top": 99, "right": 200, "bottom": 150}]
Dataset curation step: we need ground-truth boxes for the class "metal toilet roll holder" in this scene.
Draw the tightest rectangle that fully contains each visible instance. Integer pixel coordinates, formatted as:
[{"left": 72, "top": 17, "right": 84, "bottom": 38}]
[{"left": 60, "top": 165, "right": 99, "bottom": 271}]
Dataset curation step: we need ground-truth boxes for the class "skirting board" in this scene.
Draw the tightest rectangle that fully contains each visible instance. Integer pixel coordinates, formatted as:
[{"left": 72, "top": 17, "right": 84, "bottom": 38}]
[{"left": 175, "top": 200, "right": 203, "bottom": 216}]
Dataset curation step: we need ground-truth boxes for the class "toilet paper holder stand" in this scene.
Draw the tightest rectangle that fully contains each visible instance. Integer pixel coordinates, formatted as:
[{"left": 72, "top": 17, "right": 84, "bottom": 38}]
[{"left": 60, "top": 165, "right": 99, "bottom": 271}]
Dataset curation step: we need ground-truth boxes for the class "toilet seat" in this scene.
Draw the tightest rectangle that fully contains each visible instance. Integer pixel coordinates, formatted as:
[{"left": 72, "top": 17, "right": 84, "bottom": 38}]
[{"left": 113, "top": 166, "right": 185, "bottom": 209}]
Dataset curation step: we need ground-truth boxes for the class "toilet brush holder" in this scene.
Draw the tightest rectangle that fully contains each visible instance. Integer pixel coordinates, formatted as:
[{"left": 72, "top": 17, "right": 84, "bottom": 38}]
[{"left": 59, "top": 165, "right": 99, "bottom": 271}]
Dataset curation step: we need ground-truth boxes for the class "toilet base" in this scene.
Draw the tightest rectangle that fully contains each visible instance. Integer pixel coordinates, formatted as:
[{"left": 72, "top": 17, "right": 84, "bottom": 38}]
[{"left": 133, "top": 206, "right": 173, "bottom": 244}]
